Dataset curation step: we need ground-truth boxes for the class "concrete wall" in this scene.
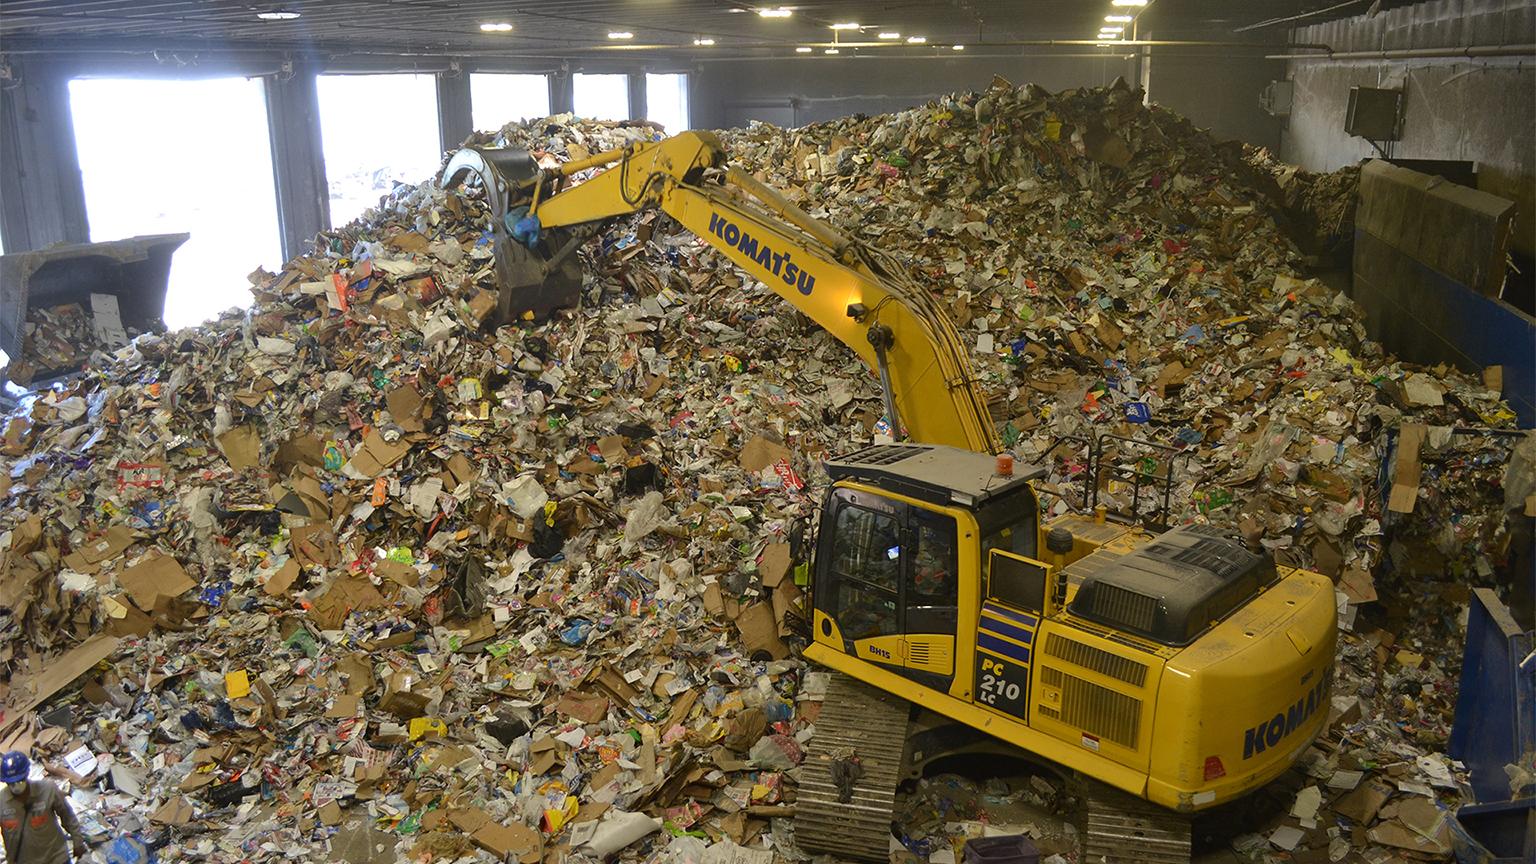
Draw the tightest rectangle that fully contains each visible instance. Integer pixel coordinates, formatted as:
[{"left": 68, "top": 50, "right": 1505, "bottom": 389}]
[
  {"left": 1282, "top": 0, "right": 1536, "bottom": 254},
  {"left": 691, "top": 54, "right": 1138, "bottom": 130},
  {"left": 1144, "top": 51, "right": 1287, "bottom": 151}
]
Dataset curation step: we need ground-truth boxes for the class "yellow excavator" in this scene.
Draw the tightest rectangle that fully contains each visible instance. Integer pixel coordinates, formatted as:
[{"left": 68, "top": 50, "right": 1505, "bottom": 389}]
[{"left": 444, "top": 130, "right": 1338, "bottom": 863}]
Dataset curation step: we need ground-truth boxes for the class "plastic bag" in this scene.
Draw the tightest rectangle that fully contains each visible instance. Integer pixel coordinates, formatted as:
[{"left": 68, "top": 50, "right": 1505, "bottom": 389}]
[{"left": 621, "top": 490, "right": 669, "bottom": 552}]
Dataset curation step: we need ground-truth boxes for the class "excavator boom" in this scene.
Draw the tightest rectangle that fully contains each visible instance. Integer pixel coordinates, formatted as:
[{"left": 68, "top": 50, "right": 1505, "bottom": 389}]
[{"left": 443, "top": 131, "right": 999, "bottom": 453}]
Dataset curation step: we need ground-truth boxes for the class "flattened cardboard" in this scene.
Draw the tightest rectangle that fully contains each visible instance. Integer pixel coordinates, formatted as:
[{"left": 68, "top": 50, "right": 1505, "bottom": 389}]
[
  {"left": 738, "top": 436, "right": 792, "bottom": 473},
  {"left": 1483, "top": 365, "right": 1503, "bottom": 392},
  {"left": 1339, "top": 566, "right": 1378, "bottom": 605},
  {"left": 1388, "top": 423, "right": 1426, "bottom": 514},
  {"left": 448, "top": 807, "right": 489, "bottom": 834},
  {"left": 344, "top": 431, "right": 410, "bottom": 479},
  {"left": 473, "top": 819, "right": 542, "bottom": 863},
  {"left": 733, "top": 602, "right": 789, "bottom": 660},
  {"left": 291, "top": 522, "right": 340, "bottom": 568},
  {"left": 446, "top": 453, "right": 478, "bottom": 487},
  {"left": 288, "top": 473, "right": 331, "bottom": 519},
  {"left": 598, "top": 435, "right": 629, "bottom": 463},
  {"left": 1334, "top": 778, "right": 1392, "bottom": 825},
  {"left": 375, "top": 559, "right": 418, "bottom": 588},
  {"left": 702, "top": 583, "right": 724, "bottom": 616},
  {"left": 309, "top": 575, "right": 386, "bottom": 631},
  {"left": 555, "top": 691, "right": 609, "bottom": 724},
  {"left": 62, "top": 525, "right": 135, "bottom": 574},
  {"left": 102, "top": 594, "right": 154, "bottom": 637},
  {"left": 218, "top": 425, "right": 262, "bottom": 471},
  {"left": 119, "top": 554, "right": 195, "bottom": 612},
  {"left": 593, "top": 664, "right": 640, "bottom": 707},
  {"left": 758, "top": 543, "right": 792, "bottom": 588},
  {"left": 2, "top": 635, "right": 121, "bottom": 732},
  {"left": 277, "top": 434, "right": 325, "bottom": 469},
  {"left": 338, "top": 654, "right": 375, "bottom": 695},
  {"left": 386, "top": 385, "right": 428, "bottom": 433},
  {"left": 150, "top": 796, "right": 195, "bottom": 826},
  {"left": 264, "top": 560, "right": 301, "bottom": 597},
  {"left": 318, "top": 800, "right": 344, "bottom": 826}
]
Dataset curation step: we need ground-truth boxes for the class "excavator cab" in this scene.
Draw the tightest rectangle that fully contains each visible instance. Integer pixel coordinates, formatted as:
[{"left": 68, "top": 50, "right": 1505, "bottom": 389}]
[{"left": 809, "top": 444, "right": 1044, "bottom": 685}]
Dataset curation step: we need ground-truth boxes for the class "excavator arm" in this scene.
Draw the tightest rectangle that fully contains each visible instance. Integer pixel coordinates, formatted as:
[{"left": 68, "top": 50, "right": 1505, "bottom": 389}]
[{"left": 443, "top": 131, "right": 999, "bottom": 453}]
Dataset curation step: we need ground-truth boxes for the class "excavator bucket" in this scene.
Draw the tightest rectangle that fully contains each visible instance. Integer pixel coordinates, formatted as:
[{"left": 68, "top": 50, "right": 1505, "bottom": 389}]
[{"left": 442, "top": 147, "right": 584, "bottom": 324}]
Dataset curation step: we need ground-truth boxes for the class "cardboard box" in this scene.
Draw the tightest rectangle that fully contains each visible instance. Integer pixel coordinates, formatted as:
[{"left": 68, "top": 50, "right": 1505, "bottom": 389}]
[{"left": 378, "top": 671, "right": 430, "bottom": 717}]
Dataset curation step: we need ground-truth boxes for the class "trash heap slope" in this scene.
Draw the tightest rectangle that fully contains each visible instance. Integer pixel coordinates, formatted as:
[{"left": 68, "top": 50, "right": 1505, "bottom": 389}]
[{"left": 0, "top": 79, "right": 1520, "bottom": 863}]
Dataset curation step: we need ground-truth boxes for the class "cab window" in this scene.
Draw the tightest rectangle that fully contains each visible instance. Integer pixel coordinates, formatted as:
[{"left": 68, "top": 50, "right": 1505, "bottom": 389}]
[
  {"left": 829, "top": 504, "right": 901, "bottom": 640},
  {"left": 910, "top": 516, "right": 958, "bottom": 605},
  {"left": 982, "top": 520, "right": 1033, "bottom": 560}
]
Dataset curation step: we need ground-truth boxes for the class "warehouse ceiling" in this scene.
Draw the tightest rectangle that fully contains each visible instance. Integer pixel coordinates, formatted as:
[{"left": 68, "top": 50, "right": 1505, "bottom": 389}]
[{"left": 0, "top": 0, "right": 1406, "bottom": 58}]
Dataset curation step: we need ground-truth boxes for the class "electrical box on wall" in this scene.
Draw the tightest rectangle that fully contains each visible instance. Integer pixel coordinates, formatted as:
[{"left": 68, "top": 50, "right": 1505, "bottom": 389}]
[
  {"left": 1260, "top": 80, "right": 1293, "bottom": 117},
  {"left": 1345, "top": 87, "right": 1404, "bottom": 140}
]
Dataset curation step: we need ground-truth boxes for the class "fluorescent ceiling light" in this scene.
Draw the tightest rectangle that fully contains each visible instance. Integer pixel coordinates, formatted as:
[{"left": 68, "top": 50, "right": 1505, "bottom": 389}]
[
  {"left": 952, "top": 44, "right": 965, "bottom": 50},
  {"left": 830, "top": 22, "right": 860, "bottom": 30},
  {"left": 823, "top": 48, "right": 840, "bottom": 54},
  {"left": 758, "top": 7, "right": 792, "bottom": 17},
  {"left": 1105, "top": 15, "right": 1133, "bottom": 22},
  {"left": 795, "top": 46, "right": 813, "bottom": 53},
  {"left": 1099, "top": 26, "right": 1124, "bottom": 33},
  {"left": 693, "top": 37, "right": 715, "bottom": 45},
  {"left": 607, "top": 30, "right": 634, "bottom": 39},
  {"left": 256, "top": 9, "right": 300, "bottom": 20},
  {"left": 877, "top": 31, "right": 901, "bottom": 39},
  {"left": 906, "top": 35, "right": 926, "bottom": 43},
  {"left": 1112, "top": 0, "right": 1149, "bottom": 5},
  {"left": 479, "top": 22, "right": 513, "bottom": 32}
]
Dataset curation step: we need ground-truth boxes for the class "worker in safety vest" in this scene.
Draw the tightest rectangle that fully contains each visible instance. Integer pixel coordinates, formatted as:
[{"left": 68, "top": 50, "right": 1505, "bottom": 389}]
[{"left": 0, "top": 751, "right": 87, "bottom": 864}]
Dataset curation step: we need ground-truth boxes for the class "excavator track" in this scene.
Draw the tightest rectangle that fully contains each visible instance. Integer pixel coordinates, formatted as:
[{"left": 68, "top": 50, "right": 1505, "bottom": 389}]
[
  {"left": 1080, "top": 783, "right": 1192, "bottom": 864},
  {"left": 794, "top": 672, "right": 912, "bottom": 862}
]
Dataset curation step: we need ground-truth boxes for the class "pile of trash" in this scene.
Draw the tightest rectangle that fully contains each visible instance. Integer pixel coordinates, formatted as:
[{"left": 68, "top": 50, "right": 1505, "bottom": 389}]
[
  {"left": 4, "top": 295, "right": 140, "bottom": 388},
  {"left": 712, "top": 79, "right": 1514, "bottom": 584},
  {"left": 0, "top": 78, "right": 1523, "bottom": 864}
]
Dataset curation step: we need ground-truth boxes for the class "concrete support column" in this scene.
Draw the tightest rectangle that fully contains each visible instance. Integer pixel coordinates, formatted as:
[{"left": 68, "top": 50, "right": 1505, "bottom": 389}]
[
  {"left": 265, "top": 64, "right": 330, "bottom": 261},
  {"left": 1138, "top": 29, "right": 1153, "bottom": 106},
  {"left": 0, "top": 60, "right": 89, "bottom": 252},
  {"left": 437, "top": 67, "right": 473, "bottom": 150},
  {"left": 550, "top": 66, "right": 574, "bottom": 114},
  {"left": 628, "top": 72, "right": 647, "bottom": 121}
]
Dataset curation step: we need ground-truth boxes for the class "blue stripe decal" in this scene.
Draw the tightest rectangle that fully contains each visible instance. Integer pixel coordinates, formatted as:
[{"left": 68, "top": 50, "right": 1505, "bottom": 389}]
[
  {"left": 978, "top": 616, "right": 1035, "bottom": 646},
  {"left": 978, "top": 632, "right": 1032, "bottom": 663},
  {"left": 981, "top": 602, "right": 1038, "bottom": 628}
]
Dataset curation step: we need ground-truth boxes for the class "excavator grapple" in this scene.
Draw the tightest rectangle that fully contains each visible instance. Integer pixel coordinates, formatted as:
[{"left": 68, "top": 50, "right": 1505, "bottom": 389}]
[{"left": 441, "top": 147, "right": 584, "bottom": 323}]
